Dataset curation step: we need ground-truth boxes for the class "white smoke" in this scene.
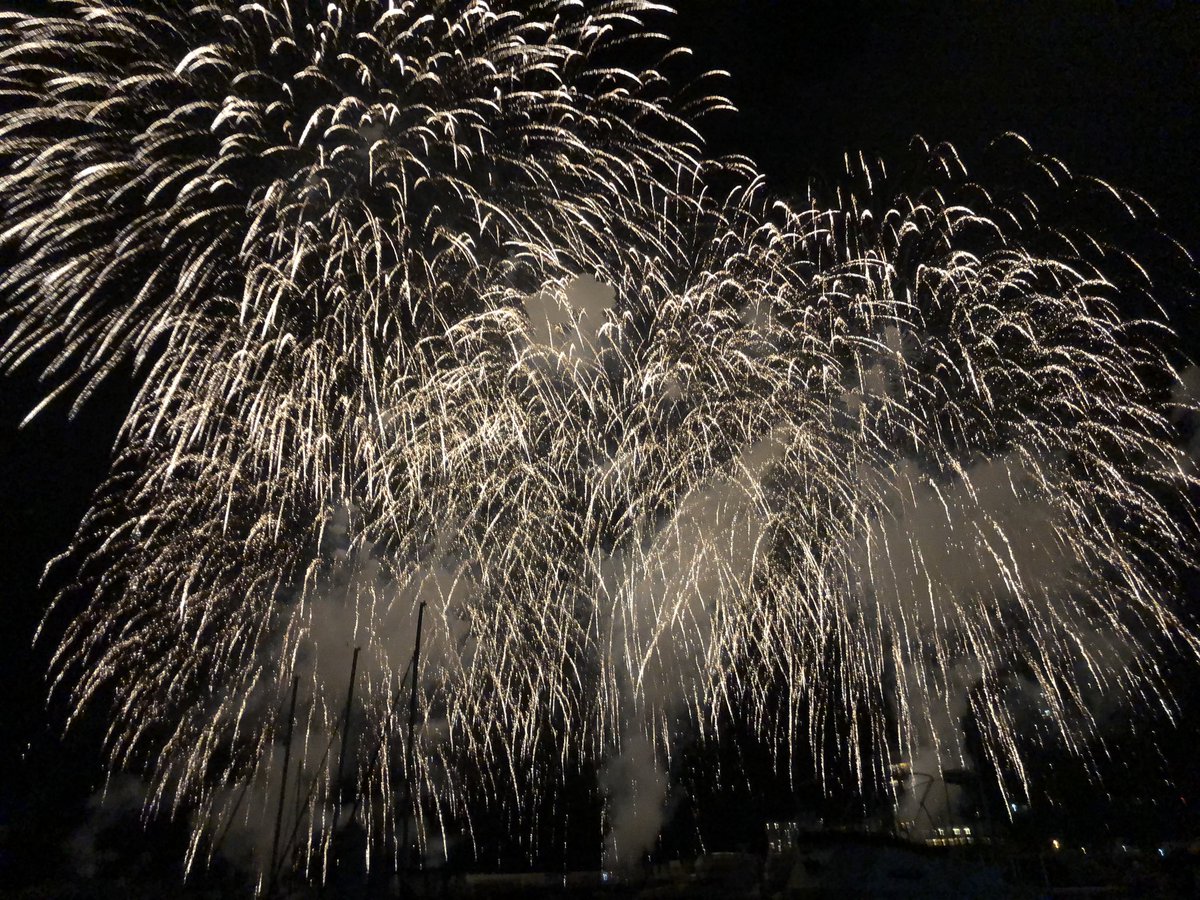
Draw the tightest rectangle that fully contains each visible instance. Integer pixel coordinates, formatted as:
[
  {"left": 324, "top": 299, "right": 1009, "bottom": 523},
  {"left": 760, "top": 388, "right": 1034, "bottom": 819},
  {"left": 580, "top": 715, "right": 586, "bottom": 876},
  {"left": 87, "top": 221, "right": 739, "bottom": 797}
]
[
  {"left": 188, "top": 509, "right": 477, "bottom": 884},
  {"left": 596, "top": 428, "right": 783, "bottom": 869},
  {"left": 176, "top": 279, "right": 1189, "bottom": 875},
  {"left": 1171, "top": 364, "right": 1200, "bottom": 471},
  {"left": 522, "top": 274, "right": 616, "bottom": 370},
  {"left": 521, "top": 274, "right": 786, "bottom": 867},
  {"left": 597, "top": 731, "right": 668, "bottom": 869},
  {"left": 67, "top": 774, "right": 149, "bottom": 879},
  {"left": 188, "top": 276, "right": 621, "bottom": 881},
  {"left": 857, "top": 449, "right": 1141, "bottom": 836}
]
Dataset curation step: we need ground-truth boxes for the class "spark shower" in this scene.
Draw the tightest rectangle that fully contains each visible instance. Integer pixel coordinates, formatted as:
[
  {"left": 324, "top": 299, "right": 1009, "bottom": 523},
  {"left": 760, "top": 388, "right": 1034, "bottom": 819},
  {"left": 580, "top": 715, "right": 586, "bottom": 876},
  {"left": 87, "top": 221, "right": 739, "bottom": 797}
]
[{"left": 1, "top": 0, "right": 1196, "bottom": 885}]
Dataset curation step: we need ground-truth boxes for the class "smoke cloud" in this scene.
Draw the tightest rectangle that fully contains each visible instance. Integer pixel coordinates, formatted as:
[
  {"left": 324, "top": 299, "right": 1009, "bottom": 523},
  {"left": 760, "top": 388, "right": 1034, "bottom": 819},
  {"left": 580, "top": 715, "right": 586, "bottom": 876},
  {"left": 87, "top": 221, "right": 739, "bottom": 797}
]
[
  {"left": 596, "top": 428, "right": 782, "bottom": 868},
  {"left": 184, "top": 507, "right": 477, "bottom": 883},
  {"left": 858, "top": 449, "right": 1147, "bottom": 834},
  {"left": 67, "top": 774, "right": 149, "bottom": 879}
]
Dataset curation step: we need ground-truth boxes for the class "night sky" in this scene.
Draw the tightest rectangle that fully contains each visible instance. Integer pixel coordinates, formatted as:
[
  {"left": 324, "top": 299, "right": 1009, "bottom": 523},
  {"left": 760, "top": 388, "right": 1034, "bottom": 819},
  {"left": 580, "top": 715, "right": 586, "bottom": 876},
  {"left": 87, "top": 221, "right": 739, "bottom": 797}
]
[{"left": 2, "top": 0, "right": 1199, "bottom": 891}]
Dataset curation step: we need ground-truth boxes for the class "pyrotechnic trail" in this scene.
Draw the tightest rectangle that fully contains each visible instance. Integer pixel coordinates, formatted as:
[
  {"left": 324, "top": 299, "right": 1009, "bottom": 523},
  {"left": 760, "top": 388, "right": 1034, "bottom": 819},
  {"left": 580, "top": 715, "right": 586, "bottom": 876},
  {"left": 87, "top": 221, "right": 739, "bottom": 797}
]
[{"left": 1, "top": 0, "right": 1196, "bottom": 883}]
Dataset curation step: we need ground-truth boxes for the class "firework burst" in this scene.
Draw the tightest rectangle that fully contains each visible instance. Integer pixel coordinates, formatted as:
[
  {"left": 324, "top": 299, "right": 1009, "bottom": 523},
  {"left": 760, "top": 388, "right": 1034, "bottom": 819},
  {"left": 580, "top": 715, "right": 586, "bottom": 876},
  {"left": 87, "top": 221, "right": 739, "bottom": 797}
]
[{"left": 1, "top": 0, "right": 1196, "bottom": 884}]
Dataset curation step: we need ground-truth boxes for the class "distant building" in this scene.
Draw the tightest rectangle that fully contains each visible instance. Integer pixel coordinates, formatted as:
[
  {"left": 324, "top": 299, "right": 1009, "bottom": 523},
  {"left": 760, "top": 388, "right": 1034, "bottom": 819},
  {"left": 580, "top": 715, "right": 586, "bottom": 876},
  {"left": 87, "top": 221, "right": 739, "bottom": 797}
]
[{"left": 926, "top": 825, "right": 980, "bottom": 848}]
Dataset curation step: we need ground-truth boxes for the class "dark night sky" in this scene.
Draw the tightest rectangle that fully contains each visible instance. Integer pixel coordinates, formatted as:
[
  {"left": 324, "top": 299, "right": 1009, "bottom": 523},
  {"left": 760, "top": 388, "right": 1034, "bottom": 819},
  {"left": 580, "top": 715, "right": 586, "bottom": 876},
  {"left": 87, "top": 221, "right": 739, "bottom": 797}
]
[
  {"left": 678, "top": 1, "right": 1200, "bottom": 251},
  {"left": 2, "top": 0, "right": 1199, "bottom": 887}
]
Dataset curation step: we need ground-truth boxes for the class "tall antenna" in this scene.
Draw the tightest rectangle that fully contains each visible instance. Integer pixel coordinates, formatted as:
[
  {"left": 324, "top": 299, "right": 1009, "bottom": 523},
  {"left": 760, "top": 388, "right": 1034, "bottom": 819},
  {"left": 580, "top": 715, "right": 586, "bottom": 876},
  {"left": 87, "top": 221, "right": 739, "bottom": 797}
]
[
  {"left": 332, "top": 646, "right": 362, "bottom": 825},
  {"left": 268, "top": 675, "right": 300, "bottom": 897},
  {"left": 400, "top": 601, "right": 427, "bottom": 880}
]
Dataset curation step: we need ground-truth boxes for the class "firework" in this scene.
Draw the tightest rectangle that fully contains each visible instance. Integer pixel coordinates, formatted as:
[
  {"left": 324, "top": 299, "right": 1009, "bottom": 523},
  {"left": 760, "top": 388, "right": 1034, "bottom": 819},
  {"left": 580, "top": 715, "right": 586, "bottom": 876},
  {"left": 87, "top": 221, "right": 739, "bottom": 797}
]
[{"left": 1, "top": 0, "right": 1195, "bottom": 884}]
